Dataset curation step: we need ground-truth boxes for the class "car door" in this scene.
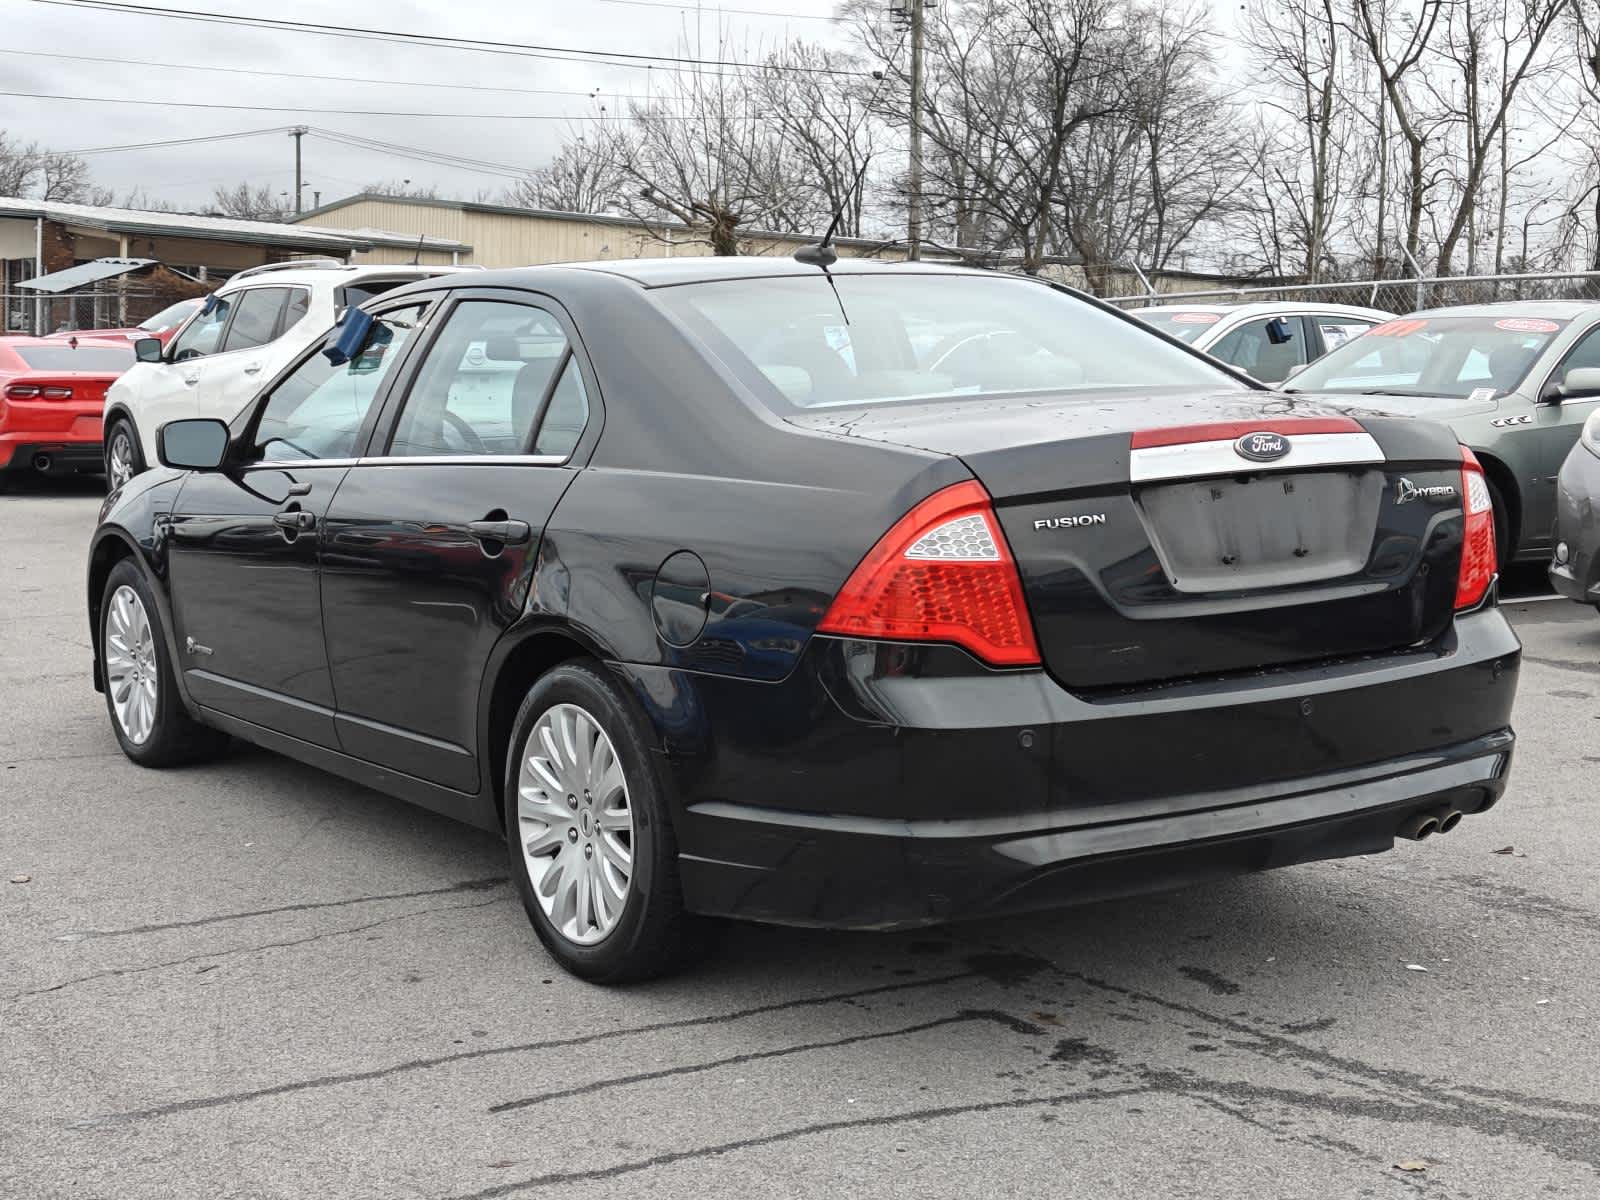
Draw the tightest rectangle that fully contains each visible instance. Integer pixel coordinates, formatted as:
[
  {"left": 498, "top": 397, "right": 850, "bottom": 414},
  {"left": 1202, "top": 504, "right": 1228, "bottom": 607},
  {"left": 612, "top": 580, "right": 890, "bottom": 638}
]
[
  {"left": 164, "top": 303, "right": 427, "bottom": 748},
  {"left": 196, "top": 286, "right": 295, "bottom": 426},
  {"left": 1529, "top": 319, "right": 1600, "bottom": 545},
  {"left": 1206, "top": 316, "right": 1311, "bottom": 384},
  {"left": 138, "top": 292, "right": 235, "bottom": 444},
  {"left": 319, "top": 292, "right": 592, "bottom": 794}
]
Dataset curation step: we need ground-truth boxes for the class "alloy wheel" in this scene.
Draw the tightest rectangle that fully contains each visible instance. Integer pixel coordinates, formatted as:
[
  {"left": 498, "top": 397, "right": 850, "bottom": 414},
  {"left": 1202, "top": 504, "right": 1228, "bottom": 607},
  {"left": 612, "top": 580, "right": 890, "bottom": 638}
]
[
  {"left": 108, "top": 429, "right": 135, "bottom": 491},
  {"left": 515, "top": 703, "right": 634, "bottom": 946},
  {"left": 105, "top": 584, "right": 158, "bottom": 745}
]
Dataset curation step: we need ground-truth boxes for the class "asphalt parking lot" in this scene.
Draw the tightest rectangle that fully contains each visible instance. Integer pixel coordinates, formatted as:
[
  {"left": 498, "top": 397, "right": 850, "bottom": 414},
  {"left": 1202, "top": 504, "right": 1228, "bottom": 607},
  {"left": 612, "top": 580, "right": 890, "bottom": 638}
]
[{"left": 3, "top": 479, "right": 1598, "bottom": 1200}]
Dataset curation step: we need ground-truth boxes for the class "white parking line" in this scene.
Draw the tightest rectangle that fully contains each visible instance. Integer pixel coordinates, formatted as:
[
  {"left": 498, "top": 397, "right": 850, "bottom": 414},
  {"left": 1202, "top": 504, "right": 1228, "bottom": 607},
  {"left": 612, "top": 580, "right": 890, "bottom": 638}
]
[{"left": 1504, "top": 594, "right": 1568, "bottom": 604}]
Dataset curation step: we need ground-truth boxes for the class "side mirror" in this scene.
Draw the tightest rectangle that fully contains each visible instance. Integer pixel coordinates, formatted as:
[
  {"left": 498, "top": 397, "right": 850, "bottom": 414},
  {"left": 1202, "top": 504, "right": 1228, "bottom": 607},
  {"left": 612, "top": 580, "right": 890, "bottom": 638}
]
[
  {"left": 158, "top": 418, "right": 230, "bottom": 471},
  {"left": 1265, "top": 317, "right": 1295, "bottom": 345},
  {"left": 133, "top": 337, "right": 163, "bottom": 364},
  {"left": 1555, "top": 367, "right": 1600, "bottom": 401}
]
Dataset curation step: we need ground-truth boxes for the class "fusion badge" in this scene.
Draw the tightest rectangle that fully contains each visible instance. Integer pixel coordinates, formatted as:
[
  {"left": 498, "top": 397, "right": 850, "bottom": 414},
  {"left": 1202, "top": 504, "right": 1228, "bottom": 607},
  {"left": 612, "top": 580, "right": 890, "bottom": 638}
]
[
  {"left": 1233, "top": 431, "right": 1291, "bottom": 462},
  {"left": 1034, "top": 513, "right": 1108, "bottom": 530}
]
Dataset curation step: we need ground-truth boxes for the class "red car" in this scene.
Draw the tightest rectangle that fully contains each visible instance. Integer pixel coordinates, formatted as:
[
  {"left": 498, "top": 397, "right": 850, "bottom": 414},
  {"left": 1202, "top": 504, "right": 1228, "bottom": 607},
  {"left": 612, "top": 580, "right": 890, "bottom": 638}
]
[
  {"left": 46, "top": 297, "right": 205, "bottom": 347},
  {"left": 0, "top": 336, "right": 136, "bottom": 491}
]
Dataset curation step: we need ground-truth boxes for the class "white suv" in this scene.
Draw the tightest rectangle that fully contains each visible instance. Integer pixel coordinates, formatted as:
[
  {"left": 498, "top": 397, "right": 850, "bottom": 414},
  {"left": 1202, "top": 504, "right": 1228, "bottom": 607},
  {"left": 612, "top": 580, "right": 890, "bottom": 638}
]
[{"left": 103, "top": 261, "right": 459, "bottom": 488}]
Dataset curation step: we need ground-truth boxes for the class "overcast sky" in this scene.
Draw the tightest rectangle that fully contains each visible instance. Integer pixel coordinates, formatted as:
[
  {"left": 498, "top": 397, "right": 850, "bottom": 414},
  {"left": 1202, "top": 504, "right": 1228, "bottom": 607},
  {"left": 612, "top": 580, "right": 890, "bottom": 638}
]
[{"left": 2, "top": 0, "right": 848, "bottom": 211}]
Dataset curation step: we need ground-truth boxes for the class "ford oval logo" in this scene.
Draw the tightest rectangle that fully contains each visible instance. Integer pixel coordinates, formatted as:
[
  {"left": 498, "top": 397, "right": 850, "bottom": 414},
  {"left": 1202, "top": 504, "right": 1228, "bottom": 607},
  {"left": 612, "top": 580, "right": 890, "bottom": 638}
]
[{"left": 1234, "top": 431, "right": 1291, "bottom": 462}]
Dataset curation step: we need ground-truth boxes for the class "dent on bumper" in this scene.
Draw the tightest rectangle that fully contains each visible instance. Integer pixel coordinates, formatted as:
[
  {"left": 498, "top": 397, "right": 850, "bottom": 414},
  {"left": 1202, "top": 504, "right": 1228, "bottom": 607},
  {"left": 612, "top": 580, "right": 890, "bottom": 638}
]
[{"left": 616, "top": 609, "right": 1520, "bottom": 928}]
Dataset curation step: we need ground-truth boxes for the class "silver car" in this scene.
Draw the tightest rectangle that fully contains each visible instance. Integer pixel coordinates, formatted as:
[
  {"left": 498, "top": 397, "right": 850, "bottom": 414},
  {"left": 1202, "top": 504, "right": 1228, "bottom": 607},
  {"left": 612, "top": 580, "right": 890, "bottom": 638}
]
[{"left": 1131, "top": 301, "right": 1389, "bottom": 384}]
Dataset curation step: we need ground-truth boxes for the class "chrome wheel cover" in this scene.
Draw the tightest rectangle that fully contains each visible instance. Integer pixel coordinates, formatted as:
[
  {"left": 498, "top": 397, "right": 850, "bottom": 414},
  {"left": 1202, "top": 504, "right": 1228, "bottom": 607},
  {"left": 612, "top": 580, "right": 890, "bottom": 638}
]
[
  {"left": 108, "top": 429, "right": 134, "bottom": 490},
  {"left": 516, "top": 703, "right": 634, "bottom": 945},
  {"left": 105, "top": 585, "right": 158, "bottom": 745}
]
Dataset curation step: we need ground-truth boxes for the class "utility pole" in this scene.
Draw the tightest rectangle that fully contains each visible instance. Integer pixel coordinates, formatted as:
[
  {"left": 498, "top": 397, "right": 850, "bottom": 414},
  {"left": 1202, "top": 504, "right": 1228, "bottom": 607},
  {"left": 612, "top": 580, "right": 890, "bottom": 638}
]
[
  {"left": 290, "top": 126, "right": 308, "bottom": 214},
  {"left": 906, "top": 0, "right": 925, "bottom": 261}
]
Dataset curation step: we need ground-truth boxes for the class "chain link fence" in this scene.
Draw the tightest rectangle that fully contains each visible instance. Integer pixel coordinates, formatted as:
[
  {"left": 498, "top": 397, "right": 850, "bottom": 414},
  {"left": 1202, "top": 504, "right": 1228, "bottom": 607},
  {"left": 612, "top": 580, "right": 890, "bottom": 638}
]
[
  {"left": 1102, "top": 270, "right": 1600, "bottom": 314},
  {"left": 1, "top": 288, "right": 173, "bottom": 336}
]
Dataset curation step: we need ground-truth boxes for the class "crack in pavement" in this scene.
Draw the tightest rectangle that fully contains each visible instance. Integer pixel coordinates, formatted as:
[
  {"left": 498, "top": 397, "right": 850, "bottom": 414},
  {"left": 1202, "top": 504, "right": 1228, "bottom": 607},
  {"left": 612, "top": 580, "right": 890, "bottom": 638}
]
[
  {"left": 55, "top": 876, "right": 509, "bottom": 940},
  {"left": 66, "top": 970, "right": 981, "bottom": 1129},
  {"left": 488, "top": 1008, "right": 1043, "bottom": 1115},
  {"left": 444, "top": 1085, "right": 1152, "bottom": 1199},
  {"left": 8, "top": 898, "right": 504, "bottom": 1006}
]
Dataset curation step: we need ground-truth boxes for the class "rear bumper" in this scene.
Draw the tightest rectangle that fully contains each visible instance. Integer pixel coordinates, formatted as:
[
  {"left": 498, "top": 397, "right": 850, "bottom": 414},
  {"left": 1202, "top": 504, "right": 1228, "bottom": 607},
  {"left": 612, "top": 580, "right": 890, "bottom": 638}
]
[
  {"left": 615, "top": 609, "right": 1521, "bottom": 929},
  {"left": 0, "top": 439, "right": 103, "bottom": 474},
  {"left": 1550, "top": 443, "right": 1600, "bottom": 604}
]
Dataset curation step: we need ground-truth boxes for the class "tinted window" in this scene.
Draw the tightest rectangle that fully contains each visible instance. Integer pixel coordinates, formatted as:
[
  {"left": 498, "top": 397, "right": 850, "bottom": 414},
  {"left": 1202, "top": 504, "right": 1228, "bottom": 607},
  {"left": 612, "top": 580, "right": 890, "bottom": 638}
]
[
  {"left": 660, "top": 275, "right": 1237, "bottom": 410},
  {"left": 249, "top": 305, "right": 424, "bottom": 463},
  {"left": 13, "top": 345, "right": 134, "bottom": 371},
  {"left": 1291, "top": 314, "right": 1565, "bottom": 397},
  {"left": 533, "top": 358, "right": 589, "bottom": 457},
  {"left": 220, "top": 288, "right": 287, "bottom": 353},
  {"left": 169, "top": 296, "right": 232, "bottom": 361},
  {"left": 388, "top": 300, "right": 569, "bottom": 457},
  {"left": 1209, "top": 317, "right": 1308, "bottom": 383},
  {"left": 339, "top": 279, "right": 417, "bottom": 308},
  {"left": 1554, "top": 326, "right": 1600, "bottom": 381},
  {"left": 280, "top": 288, "right": 311, "bottom": 335}
]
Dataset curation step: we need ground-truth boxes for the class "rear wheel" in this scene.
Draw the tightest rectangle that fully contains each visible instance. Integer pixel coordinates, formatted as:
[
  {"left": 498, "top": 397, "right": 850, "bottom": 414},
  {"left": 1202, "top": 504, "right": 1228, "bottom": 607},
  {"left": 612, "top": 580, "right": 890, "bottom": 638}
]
[
  {"left": 104, "top": 419, "right": 142, "bottom": 491},
  {"left": 100, "top": 559, "right": 229, "bottom": 766},
  {"left": 503, "top": 661, "right": 705, "bottom": 982}
]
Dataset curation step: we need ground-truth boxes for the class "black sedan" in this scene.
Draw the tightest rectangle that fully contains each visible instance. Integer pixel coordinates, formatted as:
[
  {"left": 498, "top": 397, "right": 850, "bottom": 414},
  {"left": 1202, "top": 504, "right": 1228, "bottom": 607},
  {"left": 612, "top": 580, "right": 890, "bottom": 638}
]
[
  {"left": 87, "top": 257, "right": 1520, "bottom": 981},
  {"left": 1550, "top": 408, "right": 1600, "bottom": 611}
]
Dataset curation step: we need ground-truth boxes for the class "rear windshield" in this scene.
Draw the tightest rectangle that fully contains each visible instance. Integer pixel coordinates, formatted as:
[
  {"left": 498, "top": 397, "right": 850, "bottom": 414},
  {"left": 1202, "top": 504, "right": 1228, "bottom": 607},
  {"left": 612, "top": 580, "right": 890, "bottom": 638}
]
[
  {"left": 339, "top": 279, "right": 419, "bottom": 308},
  {"left": 1288, "top": 314, "right": 1566, "bottom": 398},
  {"left": 658, "top": 274, "right": 1241, "bottom": 410},
  {"left": 14, "top": 345, "right": 134, "bottom": 371},
  {"left": 1132, "top": 309, "right": 1226, "bottom": 344}
]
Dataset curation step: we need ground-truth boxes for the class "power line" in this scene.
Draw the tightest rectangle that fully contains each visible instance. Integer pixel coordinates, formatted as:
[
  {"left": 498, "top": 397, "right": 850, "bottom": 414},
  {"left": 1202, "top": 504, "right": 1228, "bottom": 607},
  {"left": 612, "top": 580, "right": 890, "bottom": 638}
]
[
  {"left": 306, "top": 129, "right": 537, "bottom": 180},
  {"left": 67, "top": 126, "right": 295, "bottom": 155},
  {"left": 0, "top": 88, "right": 693, "bottom": 120},
  {"left": 0, "top": 46, "right": 679, "bottom": 102},
  {"left": 584, "top": 0, "right": 839, "bottom": 19},
  {"left": 26, "top": 0, "right": 867, "bottom": 76}
]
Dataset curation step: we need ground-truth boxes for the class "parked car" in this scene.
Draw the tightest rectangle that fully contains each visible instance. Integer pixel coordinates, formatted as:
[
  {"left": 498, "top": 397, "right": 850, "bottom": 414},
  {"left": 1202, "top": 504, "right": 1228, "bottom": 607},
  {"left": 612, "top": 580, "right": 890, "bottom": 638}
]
[
  {"left": 87, "top": 258, "right": 1518, "bottom": 981},
  {"left": 1549, "top": 413, "right": 1600, "bottom": 611},
  {"left": 1286, "top": 302, "right": 1600, "bottom": 566},
  {"left": 0, "top": 336, "right": 134, "bottom": 491},
  {"left": 102, "top": 260, "right": 459, "bottom": 490},
  {"left": 48, "top": 297, "right": 205, "bottom": 346},
  {"left": 1129, "top": 301, "right": 1390, "bottom": 383}
]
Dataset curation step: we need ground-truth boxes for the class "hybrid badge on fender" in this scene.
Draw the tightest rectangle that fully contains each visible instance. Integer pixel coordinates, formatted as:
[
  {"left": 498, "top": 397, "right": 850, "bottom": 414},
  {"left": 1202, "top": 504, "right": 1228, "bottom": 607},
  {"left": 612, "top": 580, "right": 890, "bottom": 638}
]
[{"left": 1234, "top": 431, "right": 1291, "bottom": 462}]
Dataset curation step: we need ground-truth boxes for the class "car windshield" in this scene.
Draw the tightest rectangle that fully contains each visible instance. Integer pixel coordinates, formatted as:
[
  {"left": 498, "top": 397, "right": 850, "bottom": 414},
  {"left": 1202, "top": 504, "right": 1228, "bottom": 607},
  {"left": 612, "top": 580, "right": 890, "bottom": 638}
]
[
  {"left": 1288, "top": 314, "right": 1566, "bottom": 398},
  {"left": 138, "top": 299, "right": 201, "bottom": 332},
  {"left": 14, "top": 345, "right": 134, "bottom": 371},
  {"left": 659, "top": 274, "right": 1242, "bottom": 410},
  {"left": 1132, "top": 309, "right": 1227, "bottom": 344}
]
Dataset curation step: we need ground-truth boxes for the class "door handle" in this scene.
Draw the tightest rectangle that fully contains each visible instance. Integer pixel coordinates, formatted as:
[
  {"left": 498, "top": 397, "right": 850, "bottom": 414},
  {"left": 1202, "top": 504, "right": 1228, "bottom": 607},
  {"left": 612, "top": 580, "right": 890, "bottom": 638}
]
[
  {"left": 182, "top": 373, "right": 200, "bottom": 386},
  {"left": 467, "top": 519, "right": 531, "bottom": 545},
  {"left": 273, "top": 510, "right": 316, "bottom": 532},
  {"left": 243, "top": 361, "right": 263, "bottom": 375}
]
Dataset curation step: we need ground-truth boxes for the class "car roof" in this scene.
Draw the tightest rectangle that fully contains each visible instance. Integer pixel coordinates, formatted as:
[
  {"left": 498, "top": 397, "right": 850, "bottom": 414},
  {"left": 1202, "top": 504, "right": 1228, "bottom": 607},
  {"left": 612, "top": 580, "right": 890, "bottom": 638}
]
[
  {"left": 1129, "top": 300, "right": 1389, "bottom": 318},
  {"left": 221, "top": 263, "right": 461, "bottom": 291},
  {"left": 464, "top": 255, "right": 1000, "bottom": 290},
  {"left": 1409, "top": 299, "right": 1600, "bottom": 319}
]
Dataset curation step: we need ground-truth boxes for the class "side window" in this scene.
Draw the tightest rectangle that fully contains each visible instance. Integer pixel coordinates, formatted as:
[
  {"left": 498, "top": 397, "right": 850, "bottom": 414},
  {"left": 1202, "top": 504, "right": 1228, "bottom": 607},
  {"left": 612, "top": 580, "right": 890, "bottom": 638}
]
[
  {"left": 1210, "top": 317, "right": 1309, "bottom": 384},
  {"left": 1555, "top": 327, "right": 1600, "bottom": 381},
  {"left": 248, "top": 304, "right": 425, "bottom": 463},
  {"left": 278, "top": 287, "right": 311, "bottom": 337},
  {"left": 534, "top": 357, "right": 590, "bottom": 457},
  {"left": 169, "top": 295, "right": 233, "bottom": 361},
  {"left": 220, "top": 288, "right": 287, "bottom": 353},
  {"left": 1314, "top": 317, "right": 1377, "bottom": 352},
  {"left": 388, "top": 299, "right": 570, "bottom": 458}
]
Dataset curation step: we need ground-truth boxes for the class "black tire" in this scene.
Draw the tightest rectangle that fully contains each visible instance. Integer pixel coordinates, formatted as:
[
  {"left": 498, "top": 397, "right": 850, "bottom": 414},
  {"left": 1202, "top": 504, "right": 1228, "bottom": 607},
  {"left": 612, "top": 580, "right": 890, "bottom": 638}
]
[
  {"left": 104, "top": 418, "right": 144, "bottom": 491},
  {"left": 503, "top": 660, "right": 706, "bottom": 982},
  {"left": 100, "top": 558, "right": 229, "bottom": 767}
]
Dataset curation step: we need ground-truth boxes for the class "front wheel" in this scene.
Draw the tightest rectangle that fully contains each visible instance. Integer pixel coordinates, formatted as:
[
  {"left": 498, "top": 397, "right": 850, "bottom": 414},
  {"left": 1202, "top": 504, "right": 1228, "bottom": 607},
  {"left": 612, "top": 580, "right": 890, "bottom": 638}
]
[
  {"left": 1485, "top": 478, "right": 1512, "bottom": 574},
  {"left": 104, "top": 419, "right": 143, "bottom": 492},
  {"left": 504, "top": 661, "right": 705, "bottom": 982}
]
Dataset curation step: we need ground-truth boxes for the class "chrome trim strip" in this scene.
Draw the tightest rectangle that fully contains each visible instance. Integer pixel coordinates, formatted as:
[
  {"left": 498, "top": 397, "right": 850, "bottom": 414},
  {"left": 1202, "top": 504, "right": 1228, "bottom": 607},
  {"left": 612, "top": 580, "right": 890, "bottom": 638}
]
[
  {"left": 252, "top": 458, "right": 359, "bottom": 468},
  {"left": 354, "top": 454, "right": 570, "bottom": 466},
  {"left": 1129, "top": 431, "right": 1385, "bottom": 483}
]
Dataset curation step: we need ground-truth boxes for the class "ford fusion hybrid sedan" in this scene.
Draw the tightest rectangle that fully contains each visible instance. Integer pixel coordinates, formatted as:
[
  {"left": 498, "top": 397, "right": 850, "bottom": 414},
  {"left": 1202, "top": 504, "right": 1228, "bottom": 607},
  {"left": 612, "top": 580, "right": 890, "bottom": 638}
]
[{"left": 88, "top": 257, "right": 1520, "bottom": 981}]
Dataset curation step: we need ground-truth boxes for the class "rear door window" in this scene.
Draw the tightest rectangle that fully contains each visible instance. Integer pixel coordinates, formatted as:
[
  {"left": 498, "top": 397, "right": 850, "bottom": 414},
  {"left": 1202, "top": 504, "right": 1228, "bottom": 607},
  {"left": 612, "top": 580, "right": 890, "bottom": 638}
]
[
  {"left": 278, "top": 287, "right": 311, "bottom": 337},
  {"left": 533, "top": 358, "right": 589, "bottom": 457},
  {"left": 1209, "top": 317, "right": 1309, "bottom": 383},
  {"left": 220, "top": 288, "right": 287, "bottom": 353},
  {"left": 388, "top": 299, "right": 571, "bottom": 457}
]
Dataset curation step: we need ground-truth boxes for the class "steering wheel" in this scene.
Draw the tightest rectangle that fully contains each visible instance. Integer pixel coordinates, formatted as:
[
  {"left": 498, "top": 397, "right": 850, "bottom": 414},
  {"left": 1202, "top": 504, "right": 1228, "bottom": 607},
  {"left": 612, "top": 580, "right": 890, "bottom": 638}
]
[{"left": 441, "top": 410, "right": 487, "bottom": 454}]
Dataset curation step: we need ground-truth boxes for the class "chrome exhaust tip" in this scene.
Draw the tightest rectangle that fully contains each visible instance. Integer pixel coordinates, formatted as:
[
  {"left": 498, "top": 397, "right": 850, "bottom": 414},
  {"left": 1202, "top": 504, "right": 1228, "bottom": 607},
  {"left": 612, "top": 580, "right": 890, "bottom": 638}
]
[
  {"left": 1434, "top": 807, "right": 1464, "bottom": 834},
  {"left": 1398, "top": 812, "right": 1440, "bottom": 841}
]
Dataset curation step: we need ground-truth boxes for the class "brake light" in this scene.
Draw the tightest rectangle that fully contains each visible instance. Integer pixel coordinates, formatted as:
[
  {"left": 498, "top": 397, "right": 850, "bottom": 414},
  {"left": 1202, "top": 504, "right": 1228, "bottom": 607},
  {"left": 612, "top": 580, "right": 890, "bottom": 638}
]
[
  {"left": 40, "top": 385, "right": 72, "bottom": 400},
  {"left": 818, "top": 480, "right": 1041, "bottom": 666},
  {"left": 1455, "top": 447, "right": 1496, "bottom": 610},
  {"left": 5, "top": 384, "right": 41, "bottom": 400}
]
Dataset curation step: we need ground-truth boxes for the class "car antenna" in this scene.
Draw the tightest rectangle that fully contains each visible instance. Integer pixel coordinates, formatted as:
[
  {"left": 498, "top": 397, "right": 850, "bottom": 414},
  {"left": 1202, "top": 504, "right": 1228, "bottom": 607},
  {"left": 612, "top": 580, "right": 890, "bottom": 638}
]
[
  {"left": 409, "top": 232, "right": 425, "bottom": 266},
  {"left": 794, "top": 154, "right": 873, "bottom": 270}
]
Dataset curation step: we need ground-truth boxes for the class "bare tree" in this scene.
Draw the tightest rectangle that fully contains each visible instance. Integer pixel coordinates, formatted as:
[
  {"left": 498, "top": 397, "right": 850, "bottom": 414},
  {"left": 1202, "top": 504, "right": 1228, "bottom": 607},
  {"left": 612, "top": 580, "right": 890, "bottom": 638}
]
[
  {"left": 505, "top": 136, "right": 624, "bottom": 214},
  {"left": 0, "top": 131, "right": 104, "bottom": 203},
  {"left": 210, "top": 181, "right": 291, "bottom": 221}
]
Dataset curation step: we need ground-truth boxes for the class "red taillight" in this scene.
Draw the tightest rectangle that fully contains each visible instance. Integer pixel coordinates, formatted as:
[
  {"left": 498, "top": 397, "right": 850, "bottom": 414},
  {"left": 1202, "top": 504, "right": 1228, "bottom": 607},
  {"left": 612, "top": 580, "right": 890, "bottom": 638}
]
[
  {"left": 5, "top": 384, "right": 41, "bottom": 400},
  {"left": 1455, "top": 447, "right": 1496, "bottom": 610},
  {"left": 817, "top": 480, "right": 1041, "bottom": 666},
  {"left": 40, "top": 385, "right": 73, "bottom": 400}
]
